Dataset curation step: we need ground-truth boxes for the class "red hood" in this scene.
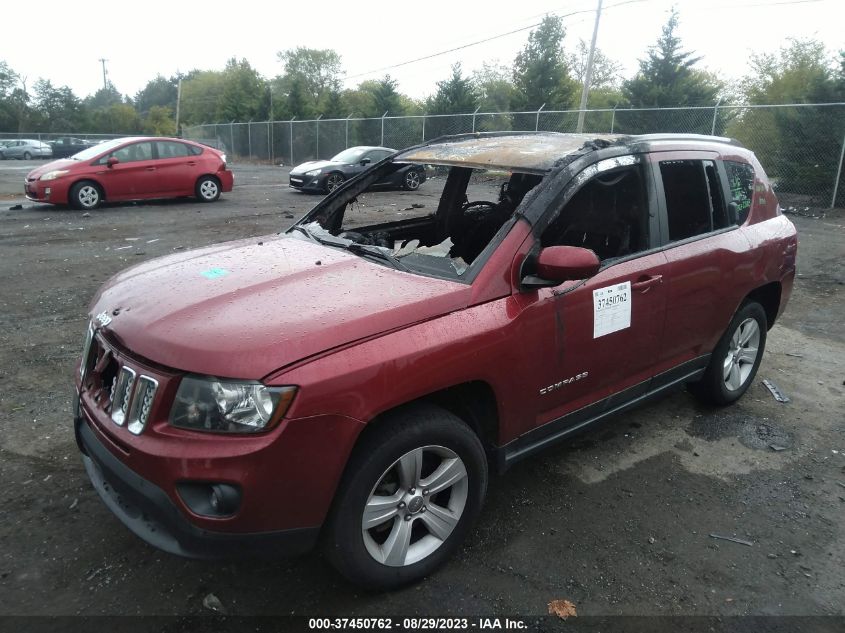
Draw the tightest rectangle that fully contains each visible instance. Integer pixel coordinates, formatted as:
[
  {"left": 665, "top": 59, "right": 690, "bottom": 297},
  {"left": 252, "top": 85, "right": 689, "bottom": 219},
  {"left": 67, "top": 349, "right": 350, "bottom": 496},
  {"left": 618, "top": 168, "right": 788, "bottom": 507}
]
[
  {"left": 26, "top": 158, "right": 78, "bottom": 179},
  {"left": 90, "top": 235, "right": 470, "bottom": 379}
]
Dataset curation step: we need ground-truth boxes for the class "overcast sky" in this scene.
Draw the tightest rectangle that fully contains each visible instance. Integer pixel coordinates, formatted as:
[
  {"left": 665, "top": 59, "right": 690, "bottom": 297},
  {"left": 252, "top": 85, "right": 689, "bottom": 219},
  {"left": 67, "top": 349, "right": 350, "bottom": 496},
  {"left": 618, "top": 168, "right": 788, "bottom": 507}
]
[{"left": 3, "top": 0, "right": 843, "bottom": 105}]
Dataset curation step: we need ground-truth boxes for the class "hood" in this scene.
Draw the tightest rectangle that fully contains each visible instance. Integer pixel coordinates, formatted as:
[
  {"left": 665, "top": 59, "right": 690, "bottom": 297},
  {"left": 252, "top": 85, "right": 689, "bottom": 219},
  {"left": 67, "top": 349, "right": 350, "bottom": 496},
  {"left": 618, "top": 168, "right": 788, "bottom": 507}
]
[
  {"left": 26, "top": 158, "right": 78, "bottom": 179},
  {"left": 289, "top": 159, "right": 343, "bottom": 175},
  {"left": 91, "top": 234, "right": 471, "bottom": 379}
]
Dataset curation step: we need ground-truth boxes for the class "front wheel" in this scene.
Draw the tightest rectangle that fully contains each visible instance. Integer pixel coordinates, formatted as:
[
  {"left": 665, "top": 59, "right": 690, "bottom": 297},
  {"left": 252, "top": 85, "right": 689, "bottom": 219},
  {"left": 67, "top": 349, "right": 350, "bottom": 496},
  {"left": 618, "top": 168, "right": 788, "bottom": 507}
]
[
  {"left": 689, "top": 301, "right": 767, "bottom": 405},
  {"left": 195, "top": 176, "right": 221, "bottom": 202},
  {"left": 324, "top": 403, "right": 487, "bottom": 589},
  {"left": 69, "top": 181, "right": 102, "bottom": 210},
  {"left": 325, "top": 172, "right": 345, "bottom": 193},
  {"left": 402, "top": 169, "right": 422, "bottom": 191}
]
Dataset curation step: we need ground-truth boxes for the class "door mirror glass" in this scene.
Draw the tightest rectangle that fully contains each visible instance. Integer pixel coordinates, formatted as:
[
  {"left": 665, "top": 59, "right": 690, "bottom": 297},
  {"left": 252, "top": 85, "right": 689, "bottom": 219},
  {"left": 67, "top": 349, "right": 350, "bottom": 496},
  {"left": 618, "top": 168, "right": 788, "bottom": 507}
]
[
  {"left": 360, "top": 157, "right": 371, "bottom": 165},
  {"left": 523, "top": 246, "right": 600, "bottom": 289}
]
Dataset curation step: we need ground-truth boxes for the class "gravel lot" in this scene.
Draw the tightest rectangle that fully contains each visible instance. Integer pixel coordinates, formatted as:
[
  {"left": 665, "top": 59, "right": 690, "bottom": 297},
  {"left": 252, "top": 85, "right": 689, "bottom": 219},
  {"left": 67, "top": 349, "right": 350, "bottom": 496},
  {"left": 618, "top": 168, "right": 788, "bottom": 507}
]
[{"left": 0, "top": 160, "right": 843, "bottom": 620}]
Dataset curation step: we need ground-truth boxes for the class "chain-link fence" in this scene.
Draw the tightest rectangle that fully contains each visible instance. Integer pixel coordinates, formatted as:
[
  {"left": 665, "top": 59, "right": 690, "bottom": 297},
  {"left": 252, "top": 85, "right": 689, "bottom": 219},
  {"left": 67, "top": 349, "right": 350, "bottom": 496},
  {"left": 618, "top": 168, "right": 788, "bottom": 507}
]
[
  {"left": 184, "top": 103, "right": 845, "bottom": 207},
  {"left": 0, "top": 132, "right": 127, "bottom": 143}
]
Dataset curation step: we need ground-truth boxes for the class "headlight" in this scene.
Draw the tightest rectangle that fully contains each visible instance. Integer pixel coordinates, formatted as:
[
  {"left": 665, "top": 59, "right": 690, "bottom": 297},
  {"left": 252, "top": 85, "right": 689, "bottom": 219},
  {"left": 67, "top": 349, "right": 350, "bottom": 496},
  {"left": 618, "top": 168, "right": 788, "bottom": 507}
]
[
  {"left": 220, "top": 153, "right": 227, "bottom": 164},
  {"left": 40, "top": 170, "right": 69, "bottom": 181},
  {"left": 305, "top": 168, "right": 322, "bottom": 176},
  {"left": 170, "top": 375, "right": 297, "bottom": 434}
]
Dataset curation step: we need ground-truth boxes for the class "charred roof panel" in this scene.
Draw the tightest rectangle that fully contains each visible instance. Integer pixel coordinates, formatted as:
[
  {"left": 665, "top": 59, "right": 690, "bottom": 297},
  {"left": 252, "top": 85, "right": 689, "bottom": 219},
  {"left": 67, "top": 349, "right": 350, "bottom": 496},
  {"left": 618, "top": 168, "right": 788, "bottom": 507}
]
[{"left": 395, "top": 133, "right": 625, "bottom": 173}]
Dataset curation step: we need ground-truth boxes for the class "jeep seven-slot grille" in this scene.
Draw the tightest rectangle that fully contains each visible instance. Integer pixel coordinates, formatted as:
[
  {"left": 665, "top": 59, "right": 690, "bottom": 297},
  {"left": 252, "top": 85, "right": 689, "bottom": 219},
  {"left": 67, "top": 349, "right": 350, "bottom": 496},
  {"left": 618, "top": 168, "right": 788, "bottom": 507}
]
[{"left": 82, "top": 328, "right": 158, "bottom": 435}]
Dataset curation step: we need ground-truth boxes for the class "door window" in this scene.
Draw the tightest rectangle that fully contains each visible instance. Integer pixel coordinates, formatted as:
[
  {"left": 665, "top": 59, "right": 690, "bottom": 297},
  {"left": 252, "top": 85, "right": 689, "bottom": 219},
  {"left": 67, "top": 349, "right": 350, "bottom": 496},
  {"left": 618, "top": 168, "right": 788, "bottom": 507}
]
[
  {"left": 156, "top": 141, "right": 192, "bottom": 159},
  {"left": 659, "top": 159, "right": 729, "bottom": 241},
  {"left": 103, "top": 142, "right": 153, "bottom": 164},
  {"left": 724, "top": 160, "right": 755, "bottom": 224},
  {"left": 541, "top": 162, "right": 650, "bottom": 261}
]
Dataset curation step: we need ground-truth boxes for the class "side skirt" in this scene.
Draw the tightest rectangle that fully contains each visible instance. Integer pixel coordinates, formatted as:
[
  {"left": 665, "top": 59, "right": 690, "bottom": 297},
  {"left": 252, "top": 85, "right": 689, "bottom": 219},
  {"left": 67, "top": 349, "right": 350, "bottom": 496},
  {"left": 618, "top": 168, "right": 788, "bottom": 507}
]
[{"left": 497, "top": 355, "right": 711, "bottom": 472}]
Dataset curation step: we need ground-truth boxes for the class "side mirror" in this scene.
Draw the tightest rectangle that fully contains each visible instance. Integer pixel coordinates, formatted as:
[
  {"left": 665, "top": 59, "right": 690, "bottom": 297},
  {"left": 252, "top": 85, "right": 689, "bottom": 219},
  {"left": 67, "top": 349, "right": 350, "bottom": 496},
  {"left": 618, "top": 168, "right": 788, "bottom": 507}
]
[
  {"left": 360, "top": 158, "right": 371, "bottom": 166},
  {"left": 522, "top": 245, "right": 601, "bottom": 289},
  {"left": 106, "top": 156, "right": 119, "bottom": 168}
]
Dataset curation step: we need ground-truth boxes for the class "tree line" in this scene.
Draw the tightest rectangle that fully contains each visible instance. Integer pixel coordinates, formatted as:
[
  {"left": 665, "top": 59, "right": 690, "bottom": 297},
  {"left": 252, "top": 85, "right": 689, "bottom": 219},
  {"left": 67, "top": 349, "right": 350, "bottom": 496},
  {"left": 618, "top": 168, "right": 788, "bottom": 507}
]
[{"left": 1, "top": 10, "right": 842, "bottom": 138}]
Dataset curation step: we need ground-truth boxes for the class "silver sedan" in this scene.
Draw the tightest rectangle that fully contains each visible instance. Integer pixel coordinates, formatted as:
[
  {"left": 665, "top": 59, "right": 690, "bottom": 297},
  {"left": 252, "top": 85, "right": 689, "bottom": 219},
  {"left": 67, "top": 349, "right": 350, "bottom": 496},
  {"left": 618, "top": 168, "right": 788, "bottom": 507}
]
[{"left": 0, "top": 139, "right": 53, "bottom": 160}]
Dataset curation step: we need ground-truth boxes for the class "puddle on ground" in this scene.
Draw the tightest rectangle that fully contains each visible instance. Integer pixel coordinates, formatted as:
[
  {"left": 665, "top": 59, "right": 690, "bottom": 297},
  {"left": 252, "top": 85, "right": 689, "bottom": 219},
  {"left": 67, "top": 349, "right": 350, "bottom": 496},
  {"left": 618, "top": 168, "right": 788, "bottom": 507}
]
[{"left": 687, "top": 410, "right": 793, "bottom": 450}]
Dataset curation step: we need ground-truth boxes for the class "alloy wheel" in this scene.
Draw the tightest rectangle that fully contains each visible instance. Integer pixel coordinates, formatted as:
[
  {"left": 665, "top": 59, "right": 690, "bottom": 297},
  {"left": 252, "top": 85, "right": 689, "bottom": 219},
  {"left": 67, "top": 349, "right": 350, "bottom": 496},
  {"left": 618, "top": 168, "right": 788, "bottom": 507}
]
[
  {"left": 722, "top": 317, "right": 760, "bottom": 391},
  {"left": 78, "top": 185, "right": 100, "bottom": 209},
  {"left": 326, "top": 173, "right": 344, "bottom": 192},
  {"left": 199, "top": 179, "right": 219, "bottom": 200},
  {"left": 404, "top": 170, "right": 420, "bottom": 190},
  {"left": 362, "top": 445, "right": 468, "bottom": 567}
]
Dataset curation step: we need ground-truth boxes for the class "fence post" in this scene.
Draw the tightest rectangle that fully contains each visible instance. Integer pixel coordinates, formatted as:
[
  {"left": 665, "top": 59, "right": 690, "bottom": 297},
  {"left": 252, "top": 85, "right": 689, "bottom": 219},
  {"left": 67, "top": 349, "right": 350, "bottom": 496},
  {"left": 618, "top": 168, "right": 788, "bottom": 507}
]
[
  {"left": 315, "top": 114, "right": 322, "bottom": 159},
  {"left": 229, "top": 122, "right": 235, "bottom": 158},
  {"left": 290, "top": 117, "right": 296, "bottom": 166},
  {"left": 472, "top": 106, "right": 480, "bottom": 133},
  {"left": 248, "top": 120, "right": 253, "bottom": 159},
  {"left": 711, "top": 98, "right": 722, "bottom": 136},
  {"left": 610, "top": 104, "right": 617, "bottom": 133},
  {"left": 346, "top": 113, "right": 352, "bottom": 149},
  {"left": 422, "top": 115, "right": 426, "bottom": 142},
  {"left": 535, "top": 104, "right": 546, "bottom": 132},
  {"left": 267, "top": 121, "right": 271, "bottom": 163},
  {"left": 381, "top": 111, "right": 388, "bottom": 146},
  {"left": 831, "top": 130, "right": 845, "bottom": 209}
]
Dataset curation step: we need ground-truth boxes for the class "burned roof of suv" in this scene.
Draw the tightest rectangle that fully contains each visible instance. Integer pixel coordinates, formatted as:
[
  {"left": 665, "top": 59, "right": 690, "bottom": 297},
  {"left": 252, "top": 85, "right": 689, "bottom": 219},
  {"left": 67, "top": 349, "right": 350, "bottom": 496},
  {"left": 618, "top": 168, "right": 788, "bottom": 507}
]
[{"left": 394, "top": 132, "right": 742, "bottom": 174}]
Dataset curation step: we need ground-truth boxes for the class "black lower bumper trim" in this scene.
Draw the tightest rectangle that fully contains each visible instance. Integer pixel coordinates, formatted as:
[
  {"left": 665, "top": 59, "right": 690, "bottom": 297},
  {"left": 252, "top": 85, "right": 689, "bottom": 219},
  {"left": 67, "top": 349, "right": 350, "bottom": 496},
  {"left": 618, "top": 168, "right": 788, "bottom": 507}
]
[{"left": 75, "top": 414, "right": 320, "bottom": 560}]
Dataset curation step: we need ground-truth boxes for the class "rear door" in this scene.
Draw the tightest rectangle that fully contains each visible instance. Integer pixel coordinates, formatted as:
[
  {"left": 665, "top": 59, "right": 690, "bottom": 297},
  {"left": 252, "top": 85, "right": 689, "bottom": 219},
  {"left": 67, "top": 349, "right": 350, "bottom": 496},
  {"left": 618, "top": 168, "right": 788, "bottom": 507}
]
[
  {"left": 649, "top": 152, "right": 750, "bottom": 370},
  {"left": 153, "top": 141, "right": 198, "bottom": 194}
]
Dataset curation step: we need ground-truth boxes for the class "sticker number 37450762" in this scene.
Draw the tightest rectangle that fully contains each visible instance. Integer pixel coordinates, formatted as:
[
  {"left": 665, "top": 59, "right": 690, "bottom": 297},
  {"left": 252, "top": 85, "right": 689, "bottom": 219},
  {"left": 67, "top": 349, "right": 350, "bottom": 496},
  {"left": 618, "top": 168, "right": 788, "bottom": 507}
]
[{"left": 592, "top": 281, "right": 631, "bottom": 338}]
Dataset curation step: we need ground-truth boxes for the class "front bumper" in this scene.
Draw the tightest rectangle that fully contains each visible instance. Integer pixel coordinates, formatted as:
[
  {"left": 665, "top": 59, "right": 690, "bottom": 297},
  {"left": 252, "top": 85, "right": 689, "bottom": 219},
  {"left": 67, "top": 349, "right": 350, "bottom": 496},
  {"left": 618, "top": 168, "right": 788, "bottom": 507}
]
[
  {"left": 25, "top": 178, "right": 68, "bottom": 204},
  {"left": 75, "top": 411, "right": 320, "bottom": 559},
  {"left": 289, "top": 173, "right": 324, "bottom": 192}
]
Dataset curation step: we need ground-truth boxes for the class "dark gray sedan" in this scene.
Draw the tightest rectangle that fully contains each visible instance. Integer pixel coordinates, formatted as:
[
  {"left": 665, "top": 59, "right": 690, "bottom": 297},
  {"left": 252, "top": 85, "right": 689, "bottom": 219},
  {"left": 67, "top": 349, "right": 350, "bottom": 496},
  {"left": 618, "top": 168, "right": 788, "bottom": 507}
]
[{"left": 289, "top": 146, "right": 426, "bottom": 194}]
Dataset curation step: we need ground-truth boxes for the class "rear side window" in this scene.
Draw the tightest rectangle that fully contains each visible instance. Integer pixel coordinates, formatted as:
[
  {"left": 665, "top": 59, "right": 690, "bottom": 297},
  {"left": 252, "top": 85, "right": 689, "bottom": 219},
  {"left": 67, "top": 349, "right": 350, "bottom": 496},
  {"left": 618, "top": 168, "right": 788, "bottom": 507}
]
[
  {"left": 156, "top": 141, "right": 192, "bottom": 159},
  {"left": 660, "top": 159, "right": 729, "bottom": 242},
  {"left": 724, "top": 161, "right": 755, "bottom": 224},
  {"left": 189, "top": 144, "right": 203, "bottom": 156}
]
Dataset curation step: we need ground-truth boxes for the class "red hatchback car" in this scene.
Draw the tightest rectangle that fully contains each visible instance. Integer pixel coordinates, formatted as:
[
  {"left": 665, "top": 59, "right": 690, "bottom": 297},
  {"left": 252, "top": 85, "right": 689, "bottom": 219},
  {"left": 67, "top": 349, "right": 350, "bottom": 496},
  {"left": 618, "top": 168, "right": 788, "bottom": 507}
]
[
  {"left": 74, "top": 133, "right": 796, "bottom": 589},
  {"left": 25, "top": 136, "right": 233, "bottom": 210}
]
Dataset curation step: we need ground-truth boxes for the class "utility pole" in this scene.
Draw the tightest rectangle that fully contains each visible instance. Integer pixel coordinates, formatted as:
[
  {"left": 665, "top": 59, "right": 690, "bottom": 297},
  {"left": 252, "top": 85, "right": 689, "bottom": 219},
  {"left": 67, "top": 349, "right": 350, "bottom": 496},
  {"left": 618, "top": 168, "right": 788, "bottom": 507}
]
[
  {"left": 175, "top": 78, "right": 182, "bottom": 137},
  {"left": 98, "top": 58, "right": 109, "bottom": 90},
  {"left": 576, "top": 0, "right": 603, "bottom": 133}
]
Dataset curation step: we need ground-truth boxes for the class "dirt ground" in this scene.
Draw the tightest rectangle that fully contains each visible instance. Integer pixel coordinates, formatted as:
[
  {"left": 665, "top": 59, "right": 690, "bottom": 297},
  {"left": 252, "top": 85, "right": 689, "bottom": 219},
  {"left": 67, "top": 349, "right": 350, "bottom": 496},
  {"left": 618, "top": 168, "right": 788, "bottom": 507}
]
[{"left": 0, "top": 161, "right": 843, "bottom": 621}]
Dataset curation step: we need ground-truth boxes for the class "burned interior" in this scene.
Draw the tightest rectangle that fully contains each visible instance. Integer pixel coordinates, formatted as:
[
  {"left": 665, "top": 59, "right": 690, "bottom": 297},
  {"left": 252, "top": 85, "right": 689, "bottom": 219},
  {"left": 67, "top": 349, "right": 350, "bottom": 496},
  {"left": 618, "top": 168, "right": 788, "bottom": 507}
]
[{"left": 288, "top": 133, "right": 628, "bottom": 279}]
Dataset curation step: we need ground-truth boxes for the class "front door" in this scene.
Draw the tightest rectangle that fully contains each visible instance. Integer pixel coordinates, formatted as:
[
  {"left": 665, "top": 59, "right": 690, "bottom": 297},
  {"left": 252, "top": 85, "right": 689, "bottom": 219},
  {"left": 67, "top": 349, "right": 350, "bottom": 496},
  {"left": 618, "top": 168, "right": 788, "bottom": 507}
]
[{"left": 97, "top": 141, "right": 157, "bottom": 199}]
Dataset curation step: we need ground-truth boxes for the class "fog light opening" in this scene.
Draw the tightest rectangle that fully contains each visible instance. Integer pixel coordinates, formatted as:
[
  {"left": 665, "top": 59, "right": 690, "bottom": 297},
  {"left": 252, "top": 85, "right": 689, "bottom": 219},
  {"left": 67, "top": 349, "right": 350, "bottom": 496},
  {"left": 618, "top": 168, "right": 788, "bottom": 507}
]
[{"left": 177, "top": 481, "right": 241, "bottom": 518}]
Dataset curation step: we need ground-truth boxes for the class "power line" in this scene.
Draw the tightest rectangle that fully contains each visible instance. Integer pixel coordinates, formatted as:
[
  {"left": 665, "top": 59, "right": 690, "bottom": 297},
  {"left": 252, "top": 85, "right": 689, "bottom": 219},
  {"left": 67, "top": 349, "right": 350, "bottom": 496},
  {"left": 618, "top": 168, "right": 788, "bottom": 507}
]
[{"left": 341, "top": 0, "right": 824, "bottom": 83}]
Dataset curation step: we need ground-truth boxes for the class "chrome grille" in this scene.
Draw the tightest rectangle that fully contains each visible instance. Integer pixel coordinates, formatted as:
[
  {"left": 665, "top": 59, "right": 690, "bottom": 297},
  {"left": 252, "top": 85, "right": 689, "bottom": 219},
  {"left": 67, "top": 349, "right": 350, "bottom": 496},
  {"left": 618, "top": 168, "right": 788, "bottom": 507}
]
[
  {"left": 127, "top": 376, "right": 158, "bottom": 435},
  {"left": 79, "top": 323, "right": 95, "bottom": 381},
  {"left": 110, "top": 367, "right": 136, "bottom": 425}
]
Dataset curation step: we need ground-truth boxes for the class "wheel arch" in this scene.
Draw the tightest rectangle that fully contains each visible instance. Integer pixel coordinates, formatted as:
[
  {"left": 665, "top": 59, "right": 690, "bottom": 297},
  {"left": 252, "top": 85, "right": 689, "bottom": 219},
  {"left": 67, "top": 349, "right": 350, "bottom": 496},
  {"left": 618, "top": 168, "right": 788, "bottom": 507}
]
[
  {"left": 362, "top": 380, "right": 500, "bottom": 457},
  {"left": 744, "top": 281, "right": 781, "bottom": 330}
]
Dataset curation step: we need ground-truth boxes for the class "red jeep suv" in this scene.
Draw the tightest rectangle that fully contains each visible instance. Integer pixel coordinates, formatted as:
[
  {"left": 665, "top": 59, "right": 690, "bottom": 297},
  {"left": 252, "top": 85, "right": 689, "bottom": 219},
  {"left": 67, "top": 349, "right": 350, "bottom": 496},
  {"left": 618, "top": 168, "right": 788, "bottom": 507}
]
[{"left": 74, "top": 132, "right": 797, "bottom": 588}]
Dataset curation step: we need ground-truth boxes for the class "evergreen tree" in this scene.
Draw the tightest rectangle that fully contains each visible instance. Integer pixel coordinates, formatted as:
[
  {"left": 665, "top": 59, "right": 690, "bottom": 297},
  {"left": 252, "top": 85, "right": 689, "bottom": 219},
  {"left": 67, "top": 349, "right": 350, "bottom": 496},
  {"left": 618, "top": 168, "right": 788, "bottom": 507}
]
[
  {"left": 511, "top": 15, "right": 577, "bottom": 111},
  {"left": 427, "top": 63, "right": 478, "bottom": 115}
]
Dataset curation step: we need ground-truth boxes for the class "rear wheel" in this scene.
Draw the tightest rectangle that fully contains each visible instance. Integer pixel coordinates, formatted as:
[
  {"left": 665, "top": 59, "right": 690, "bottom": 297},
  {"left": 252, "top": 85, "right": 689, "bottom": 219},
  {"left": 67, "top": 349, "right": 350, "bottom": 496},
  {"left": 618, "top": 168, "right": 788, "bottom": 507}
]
[
  {"left": 69, "top": 181, "right": 102, "bottom": 210},
  {"left": 195, "top": 175, "right": 221, "bottom": 202},
  {"left": 402, "top": 169, "right": 422, "bottom": 191},
  {"left": 23, "top": 151, "right": 32, "bottom": 160},
  {"left": 325, "top": 172, "right": 345, "bottom": 193},
  {"left": 689, "top": 301, "right": 767, "bottom": 405},
  {"left": 324, "top": 403, "right": 487, "bottom": 589}
]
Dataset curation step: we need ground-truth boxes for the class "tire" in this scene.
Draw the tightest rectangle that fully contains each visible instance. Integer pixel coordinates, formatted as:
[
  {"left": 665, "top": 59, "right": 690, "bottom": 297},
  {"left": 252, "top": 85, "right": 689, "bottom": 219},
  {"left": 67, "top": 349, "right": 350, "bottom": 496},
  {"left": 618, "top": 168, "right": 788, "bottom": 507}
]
[
  {"left": 324, "top": 403, "right": 487, "bottom": 589},
  {"left": 23, "top": 151, "right": 32, "bottom": 160},
  {"left": 689, "top": 301, "right": 767, "bottom": 406},
  {"left": 325, "top": 172, "right": 345, "bottom": 193},
  {"left": 195, "top": 175, "right": 221, "bottom": 202},
  {"left": 402, "top": 169, "right": 422, "bottom": 191},
  {"left": 69, "top": 181, "right": 103, "bottom": 210}
]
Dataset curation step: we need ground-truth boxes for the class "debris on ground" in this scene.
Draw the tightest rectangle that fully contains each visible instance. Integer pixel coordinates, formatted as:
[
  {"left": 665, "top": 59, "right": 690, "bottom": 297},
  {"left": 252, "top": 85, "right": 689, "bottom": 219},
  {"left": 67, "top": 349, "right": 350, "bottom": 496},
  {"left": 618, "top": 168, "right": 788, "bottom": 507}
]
[
  {"left": 202, "top": 593, "right": 228, "bottom": 614},
  {"left": 769, "top": 444, "right": 788, "bottom": 452},
  {"left": 82, "top": 212, "right": 91, "bottom": 218},
  {"left": 69, "top": 498, "right": 78, "bottom": 510},
  {"left": 762, "top": 379, "right": 790, "bottom": 403},
  {"left": 8, "top": 204, "right": 22, "bottom": 210},
  {"left": 411, "top": 203, "right": 425, "bottom": 209},
  {"left": 709, "top": 533, "right": 753, "bottom": 546},
  {"left": 548, "top": 599, "right": 577, "bottom": 620}
]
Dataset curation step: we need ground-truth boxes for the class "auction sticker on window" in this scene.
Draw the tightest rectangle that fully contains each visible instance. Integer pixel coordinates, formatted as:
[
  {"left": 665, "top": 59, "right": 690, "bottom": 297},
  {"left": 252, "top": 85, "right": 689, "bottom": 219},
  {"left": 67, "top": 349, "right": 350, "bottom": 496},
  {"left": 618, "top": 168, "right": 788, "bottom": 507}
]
[{"left": 593, "top": 281, "right": 631, "bottom": 338}]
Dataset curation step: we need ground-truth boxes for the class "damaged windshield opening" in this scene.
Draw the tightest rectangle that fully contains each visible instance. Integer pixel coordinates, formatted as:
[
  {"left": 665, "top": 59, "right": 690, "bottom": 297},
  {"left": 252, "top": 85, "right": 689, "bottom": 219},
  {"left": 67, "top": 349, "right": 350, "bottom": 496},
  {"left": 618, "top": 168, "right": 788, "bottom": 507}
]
[{"left": 290, "top": 160, "right": 543, "bottom": 279}]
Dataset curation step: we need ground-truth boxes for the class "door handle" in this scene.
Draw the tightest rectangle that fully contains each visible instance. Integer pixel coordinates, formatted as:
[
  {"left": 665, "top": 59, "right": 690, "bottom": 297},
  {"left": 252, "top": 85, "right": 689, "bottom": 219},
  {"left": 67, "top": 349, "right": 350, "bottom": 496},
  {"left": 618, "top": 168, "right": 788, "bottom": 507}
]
[
  {"left": 631, "top": 274, "right": 663, "bottom": 293},
  {"left": 187, "top": 161, "right": 196, "bottom": 166},
  {"left": 145, "top": 167, "right": 156, "bottom": 171}
]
